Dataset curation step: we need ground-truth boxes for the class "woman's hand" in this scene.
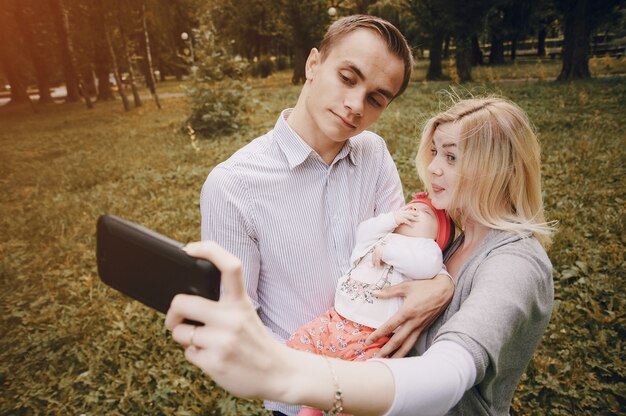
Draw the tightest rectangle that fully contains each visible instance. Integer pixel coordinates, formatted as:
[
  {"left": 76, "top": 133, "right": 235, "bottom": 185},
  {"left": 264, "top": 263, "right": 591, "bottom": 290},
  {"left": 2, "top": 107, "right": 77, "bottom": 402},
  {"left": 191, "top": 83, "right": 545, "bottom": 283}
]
[
  {"left": 366, "top": 275, "right": 454, "bottom": 358},
  {"left": 166, "top": 241, "right": 397, "bottom": 415},
  {"left": 165, "top": 241, "right": 289, "bottom": 400}
]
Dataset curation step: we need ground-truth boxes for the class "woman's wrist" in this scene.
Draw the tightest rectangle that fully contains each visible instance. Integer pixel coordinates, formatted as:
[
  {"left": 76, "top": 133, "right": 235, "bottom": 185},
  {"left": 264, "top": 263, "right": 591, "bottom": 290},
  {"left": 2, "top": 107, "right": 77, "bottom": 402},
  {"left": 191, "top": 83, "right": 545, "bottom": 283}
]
[
  {"left": 437, "top": 268, "right": 456, "bottom": 288},
  {"left": 279, "top": 347, "right": 338, "bottom": 410},
  {"left": 433, "top": 272, "right": 456, "bottom": 295},
  {"left": 282, "top": 347, "right": 395, "bottom": 415}
]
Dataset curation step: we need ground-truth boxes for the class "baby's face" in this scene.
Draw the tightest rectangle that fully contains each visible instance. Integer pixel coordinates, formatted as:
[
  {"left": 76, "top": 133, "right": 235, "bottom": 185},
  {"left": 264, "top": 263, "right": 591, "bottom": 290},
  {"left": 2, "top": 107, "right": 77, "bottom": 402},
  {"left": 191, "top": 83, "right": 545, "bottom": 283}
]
[{"left": 394, "top": 203, "right": 439, "bottom": 240}]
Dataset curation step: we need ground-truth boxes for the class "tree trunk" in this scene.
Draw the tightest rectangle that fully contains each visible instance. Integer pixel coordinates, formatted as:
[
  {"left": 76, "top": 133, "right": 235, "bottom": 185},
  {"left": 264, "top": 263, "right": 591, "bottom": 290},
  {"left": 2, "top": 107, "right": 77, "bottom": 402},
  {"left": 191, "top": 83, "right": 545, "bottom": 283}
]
[
  {"left": 426, "top": 30, "right": 444, "bottom": 80},
  {"left": 91, "top": 0, "right": 114, "bottom": 101},
  {"left": 510, "top": 36, "right": 518, "bottom": 61},
  {"left": 557, "top": 0, "right": 592, "bottom": 81},
  {"left": 0, "top": 6, "right": 37, "bottom": 111},
  {"left": 537, "top": 27, "right": 547, "bottom": 57},
  {"left": 104, "top": 22, "right": 129, "bottom": 111},
  {"left": 47, "top": 0, "right": 92, "bottom": 108},
  {"left": 489, "top": 35, "right": 505, "bottom": 65},
  {"left": 0, "top": 40, "right": 28, "bottom": 105},
  {"left": 0, "top": 59, "right": 28, "bottom": 105},
  {"left": 14, "top": 2, "right": 53, "bottom": 104},
  {"left": 82, "top": 67, "right": 97, "bottom": 96},
  {"left": 454, "top": 34, "right": 473, "bottom": 83},
  {"left": 443, "top": 34, "right": 450, "bottom": 59},
  {"left": 117, "top": 2, "right": 141, "bottom": 107},
  {"left": 47, "top": 0, "right": 79, "bottom": 101},
  {"left": 141, "top": 0, "right": 161, "bottom": 109},
  {"left": 471, "top": 35, "right": 483, "bottom": 66},
  {"left": 291, "top": 46, "right": 307, "bottom": 85}
]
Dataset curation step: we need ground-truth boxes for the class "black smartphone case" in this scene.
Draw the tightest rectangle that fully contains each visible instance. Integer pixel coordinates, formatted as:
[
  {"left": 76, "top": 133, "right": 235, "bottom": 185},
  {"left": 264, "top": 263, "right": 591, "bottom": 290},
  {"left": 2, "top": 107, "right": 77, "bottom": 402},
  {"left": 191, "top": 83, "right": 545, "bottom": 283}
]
[{"left": 96, "top": 214, "right": 221, "bottom": 314}]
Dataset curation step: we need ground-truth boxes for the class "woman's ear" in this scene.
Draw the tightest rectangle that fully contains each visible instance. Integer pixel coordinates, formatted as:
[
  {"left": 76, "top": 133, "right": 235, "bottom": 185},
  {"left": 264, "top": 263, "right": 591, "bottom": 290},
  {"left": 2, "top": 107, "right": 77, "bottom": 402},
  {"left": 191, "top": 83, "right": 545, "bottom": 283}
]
[{"left": 305, "top": 48, "right": 320, "bottom": 81}]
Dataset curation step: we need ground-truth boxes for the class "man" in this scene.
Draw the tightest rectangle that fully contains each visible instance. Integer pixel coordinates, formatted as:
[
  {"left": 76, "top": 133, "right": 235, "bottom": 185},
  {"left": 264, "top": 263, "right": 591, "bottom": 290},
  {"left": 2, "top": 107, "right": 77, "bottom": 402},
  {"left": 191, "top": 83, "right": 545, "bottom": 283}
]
[{"left": 200, "top": 15, "right": 453, "bottom": 415}]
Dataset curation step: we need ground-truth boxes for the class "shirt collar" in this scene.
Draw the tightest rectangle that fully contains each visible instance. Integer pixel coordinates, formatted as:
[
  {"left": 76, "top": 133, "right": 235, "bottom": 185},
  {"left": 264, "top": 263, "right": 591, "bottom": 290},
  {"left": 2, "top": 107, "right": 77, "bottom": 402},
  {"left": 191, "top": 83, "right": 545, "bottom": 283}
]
[{"left": 274, "top": 109, "right": 358, "bottom": 169}]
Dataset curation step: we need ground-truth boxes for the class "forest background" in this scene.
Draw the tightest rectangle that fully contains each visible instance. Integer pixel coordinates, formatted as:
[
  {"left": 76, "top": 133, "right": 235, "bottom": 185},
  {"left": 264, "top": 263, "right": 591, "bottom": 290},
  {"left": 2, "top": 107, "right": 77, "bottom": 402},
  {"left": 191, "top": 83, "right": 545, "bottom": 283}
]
[{"left": 0, "top": 0, "right": 624, "bottom": 414}]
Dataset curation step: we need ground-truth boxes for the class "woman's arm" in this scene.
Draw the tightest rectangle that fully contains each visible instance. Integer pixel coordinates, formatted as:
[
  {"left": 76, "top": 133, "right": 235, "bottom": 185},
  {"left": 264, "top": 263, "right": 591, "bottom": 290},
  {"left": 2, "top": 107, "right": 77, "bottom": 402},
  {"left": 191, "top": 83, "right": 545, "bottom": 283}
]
[
  {"left": 364, "top": 275, "right": 454, "bottom": 358},
  {"left": 166, "top": 242, "right": 475, "bottom": 416},
  {"left": 375, "top": 340, "right": 476, "bottom": 416},
  {"left": 166, "top": 241, "right": 395, "bottom": 415}
]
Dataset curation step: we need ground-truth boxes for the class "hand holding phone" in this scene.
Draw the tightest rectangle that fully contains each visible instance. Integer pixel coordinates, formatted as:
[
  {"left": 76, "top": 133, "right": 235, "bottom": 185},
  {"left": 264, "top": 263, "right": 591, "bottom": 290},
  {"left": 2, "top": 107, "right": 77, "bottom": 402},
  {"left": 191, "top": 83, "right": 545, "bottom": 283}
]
[{"left": 96, "top": 214, "right": 221, "bottom": 315}]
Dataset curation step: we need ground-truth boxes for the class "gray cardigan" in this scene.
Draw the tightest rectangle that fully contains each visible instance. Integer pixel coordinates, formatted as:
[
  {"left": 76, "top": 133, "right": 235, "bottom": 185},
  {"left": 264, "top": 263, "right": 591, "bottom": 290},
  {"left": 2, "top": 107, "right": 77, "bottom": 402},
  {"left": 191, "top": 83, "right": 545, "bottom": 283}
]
[{"left": 423, "top": 230, "right": 553, "bottom": 415}]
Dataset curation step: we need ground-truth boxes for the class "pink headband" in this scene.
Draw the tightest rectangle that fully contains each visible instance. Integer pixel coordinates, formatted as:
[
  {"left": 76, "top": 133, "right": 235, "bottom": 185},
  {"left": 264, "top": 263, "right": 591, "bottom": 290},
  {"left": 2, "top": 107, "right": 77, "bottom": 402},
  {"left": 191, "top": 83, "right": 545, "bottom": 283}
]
[{"left": 409, "top": 192, "right": 455, "bottom": 250}]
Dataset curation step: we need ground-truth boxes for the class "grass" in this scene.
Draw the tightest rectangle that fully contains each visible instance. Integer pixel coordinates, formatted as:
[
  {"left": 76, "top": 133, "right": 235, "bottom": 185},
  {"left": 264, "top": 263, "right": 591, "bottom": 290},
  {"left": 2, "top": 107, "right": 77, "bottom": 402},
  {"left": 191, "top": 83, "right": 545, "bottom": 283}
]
[{"left": 1, "top": 68, "right": 624, "bottom": 414}]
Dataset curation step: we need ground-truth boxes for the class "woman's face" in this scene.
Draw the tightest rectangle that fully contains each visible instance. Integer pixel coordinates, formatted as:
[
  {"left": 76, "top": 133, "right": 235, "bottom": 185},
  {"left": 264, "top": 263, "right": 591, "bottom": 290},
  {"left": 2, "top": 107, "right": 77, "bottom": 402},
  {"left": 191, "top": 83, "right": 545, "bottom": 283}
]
[{"left": 427, "top": 122, "right": 462, "bottom": 211}]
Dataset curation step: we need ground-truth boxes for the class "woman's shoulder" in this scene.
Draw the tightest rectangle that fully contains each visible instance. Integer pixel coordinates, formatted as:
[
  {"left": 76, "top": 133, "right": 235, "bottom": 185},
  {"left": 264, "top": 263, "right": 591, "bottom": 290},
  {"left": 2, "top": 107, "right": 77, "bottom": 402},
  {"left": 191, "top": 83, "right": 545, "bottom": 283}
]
[
  {"left": 481, "top": 230, "right": 550, "bottom": 263},
  {"left": 470, "top": 230, "right": 553, "bottom": 294}
]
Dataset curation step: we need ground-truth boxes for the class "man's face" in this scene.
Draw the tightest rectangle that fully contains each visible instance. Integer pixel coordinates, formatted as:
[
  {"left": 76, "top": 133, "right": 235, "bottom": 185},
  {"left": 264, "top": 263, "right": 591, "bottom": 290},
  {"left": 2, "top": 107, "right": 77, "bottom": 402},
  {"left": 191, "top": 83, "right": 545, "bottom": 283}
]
[{"left": 302, "top": 29, "right": 405, "bottom": 146}]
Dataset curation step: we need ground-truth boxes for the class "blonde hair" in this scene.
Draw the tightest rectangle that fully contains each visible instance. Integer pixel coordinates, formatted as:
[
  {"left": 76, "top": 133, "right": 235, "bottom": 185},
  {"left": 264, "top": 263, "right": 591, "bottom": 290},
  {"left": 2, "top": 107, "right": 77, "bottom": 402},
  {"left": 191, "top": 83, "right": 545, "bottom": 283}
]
[{"left": 416, "top": 97, "right": 554, "bottom": 247}]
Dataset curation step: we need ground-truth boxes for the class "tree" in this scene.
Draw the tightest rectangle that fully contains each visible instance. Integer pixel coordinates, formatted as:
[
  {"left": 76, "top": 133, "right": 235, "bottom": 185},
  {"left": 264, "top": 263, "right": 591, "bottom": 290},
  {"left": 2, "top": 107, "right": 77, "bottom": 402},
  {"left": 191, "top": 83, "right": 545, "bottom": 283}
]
[
  {"left": 90, "top": 0, "right": 114, "bottom": 101},
  {"left": 485, "top": 0, "right": 537, "bottom": 65},
  {"left": 183, "top": 20, "right": 249, "bottom": 137},
  {"left": 530, "top": 1, "right": 558, "bottom": 58},
  {"left": 13, "top": 0, "right": 54, "bottom": 104},
  {"left": 471, "top": 34, "right": 483, "bottom": 65},
  {"left": 206, "top": 0, "right": 281, "bottom": 60},
  {"left": 280, "top": 0, "right": 329, "bottom": 84},
  {"left": 0, "top": 6, "right": 30, "bottom": 105},
  {"left": 556, "top": 0, "right": 623, "bottom": 81},
  {"left": 444, "top": 0, "right": 498, "bottom": 82},
  {"left": 47, "top": 0, "right": 80, "bottom": 102},
  {"left": 405, "top": 0, "right": 449, "bottom": 80},
  {"left": 487, "top": 8, "right": 506, "bottom": 64},
  {"left": 142, "top": 0, "right": 202, "bottom": 80},
  {"left": 116, "top": 0, "right": 142, "bottom": 107},
  {"left": 141, "top": 0, "right": 161, "bottom": 109},
  {"left": 47, "top": 0, "right": 92, "bottom": 108},
  {"left": 103, "top": 17, "right": 130, "bottom": 111}
]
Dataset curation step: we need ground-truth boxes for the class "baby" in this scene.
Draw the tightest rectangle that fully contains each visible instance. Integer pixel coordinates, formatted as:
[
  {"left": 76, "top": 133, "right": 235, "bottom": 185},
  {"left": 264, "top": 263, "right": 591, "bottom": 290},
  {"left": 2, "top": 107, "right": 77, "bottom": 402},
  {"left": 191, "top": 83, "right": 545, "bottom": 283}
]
[{"left": 288, "top": 192, "right": 455, "bottom": 362}]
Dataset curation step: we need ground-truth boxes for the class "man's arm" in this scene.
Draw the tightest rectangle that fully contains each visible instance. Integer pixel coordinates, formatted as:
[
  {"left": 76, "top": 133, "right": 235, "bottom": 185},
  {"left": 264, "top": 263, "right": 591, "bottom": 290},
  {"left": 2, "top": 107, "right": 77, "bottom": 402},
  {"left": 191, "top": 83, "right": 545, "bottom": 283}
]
[{"left": 201, "top": 166, "right": 283, "bottom": 341}]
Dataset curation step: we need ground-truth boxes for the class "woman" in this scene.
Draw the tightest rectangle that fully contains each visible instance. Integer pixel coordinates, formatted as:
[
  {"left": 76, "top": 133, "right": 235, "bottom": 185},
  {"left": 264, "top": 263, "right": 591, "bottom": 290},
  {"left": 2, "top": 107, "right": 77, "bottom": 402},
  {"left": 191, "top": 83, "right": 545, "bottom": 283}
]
[{"left": 166, "top": 97, "right": 554, "bottom": 415}]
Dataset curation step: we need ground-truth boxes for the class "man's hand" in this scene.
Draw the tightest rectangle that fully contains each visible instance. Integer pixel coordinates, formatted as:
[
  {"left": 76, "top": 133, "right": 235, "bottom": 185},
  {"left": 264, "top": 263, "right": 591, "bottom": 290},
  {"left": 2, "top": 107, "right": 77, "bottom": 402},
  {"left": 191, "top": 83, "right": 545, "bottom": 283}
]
[{"left": 366, "top": 275, "right": 454, "bottom": 358}]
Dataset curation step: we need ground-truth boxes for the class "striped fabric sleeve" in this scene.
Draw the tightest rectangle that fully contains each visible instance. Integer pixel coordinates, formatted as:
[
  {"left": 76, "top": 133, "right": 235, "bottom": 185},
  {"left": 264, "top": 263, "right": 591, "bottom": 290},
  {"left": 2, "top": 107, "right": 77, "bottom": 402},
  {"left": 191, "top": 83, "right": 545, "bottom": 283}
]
[
  {"left": 373, "top": 137, "right": 405, "bottom": 214},
  {"left": 200, "top": 165, "right": 280, "bottom": 338}
]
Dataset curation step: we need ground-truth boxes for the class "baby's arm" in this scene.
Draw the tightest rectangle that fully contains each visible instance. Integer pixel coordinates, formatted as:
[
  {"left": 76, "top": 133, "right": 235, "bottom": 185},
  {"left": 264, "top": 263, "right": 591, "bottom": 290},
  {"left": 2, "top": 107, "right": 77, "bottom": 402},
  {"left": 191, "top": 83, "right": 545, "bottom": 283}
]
[
  {"left": 353, "top": 206, "right": 419, "bottom": 265},
  {"left": 351, "top": 212, "right": 397, "bottom": 264},
  {"left": 381, "top": 238, "right": 443, "bottom": 280}
]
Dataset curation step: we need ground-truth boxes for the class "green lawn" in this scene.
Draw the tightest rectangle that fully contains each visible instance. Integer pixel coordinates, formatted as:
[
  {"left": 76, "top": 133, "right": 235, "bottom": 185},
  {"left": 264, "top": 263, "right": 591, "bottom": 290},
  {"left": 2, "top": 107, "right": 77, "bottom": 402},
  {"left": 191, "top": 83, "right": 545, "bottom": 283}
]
[{"left": 0, "top": 73, "right": 624, "bottom": 415}]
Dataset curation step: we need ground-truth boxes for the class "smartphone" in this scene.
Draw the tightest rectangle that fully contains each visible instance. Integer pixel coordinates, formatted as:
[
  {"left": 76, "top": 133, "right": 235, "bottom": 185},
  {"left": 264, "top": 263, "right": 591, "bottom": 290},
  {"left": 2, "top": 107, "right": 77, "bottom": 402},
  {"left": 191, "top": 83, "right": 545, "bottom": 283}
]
[{"left": 96, "top": 214, "right": 221, "bottom": 315}]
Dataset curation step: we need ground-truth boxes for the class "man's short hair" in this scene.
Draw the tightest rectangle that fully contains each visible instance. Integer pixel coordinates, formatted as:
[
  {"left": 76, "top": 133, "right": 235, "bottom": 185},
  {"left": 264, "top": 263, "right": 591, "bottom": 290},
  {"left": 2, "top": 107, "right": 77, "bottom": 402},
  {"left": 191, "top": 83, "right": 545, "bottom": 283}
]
[{"left": 318, "top": 14, "right": 414, "bottom": 98}]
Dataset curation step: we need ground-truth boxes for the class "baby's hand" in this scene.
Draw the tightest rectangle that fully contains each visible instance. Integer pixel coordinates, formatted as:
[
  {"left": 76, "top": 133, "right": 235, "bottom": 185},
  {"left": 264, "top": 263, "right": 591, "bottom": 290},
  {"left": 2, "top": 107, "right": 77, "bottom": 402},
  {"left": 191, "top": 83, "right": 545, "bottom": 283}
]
[
  {"left": 393, "top": 205, "right": 418, "bottom": 226},
  {"left": 372, "top": 243, "right": 385, "bottom": 268}
]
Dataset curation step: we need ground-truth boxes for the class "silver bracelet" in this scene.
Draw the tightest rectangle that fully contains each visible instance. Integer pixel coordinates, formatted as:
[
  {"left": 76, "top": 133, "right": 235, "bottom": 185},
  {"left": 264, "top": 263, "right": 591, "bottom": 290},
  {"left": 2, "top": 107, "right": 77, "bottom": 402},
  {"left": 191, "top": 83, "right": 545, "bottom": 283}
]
[
  {"left": 439, "top": 269, "right": 456, "bottom": 288},
  {"left": 323, "top": 356, "right": 344, "bottom": 415}
]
